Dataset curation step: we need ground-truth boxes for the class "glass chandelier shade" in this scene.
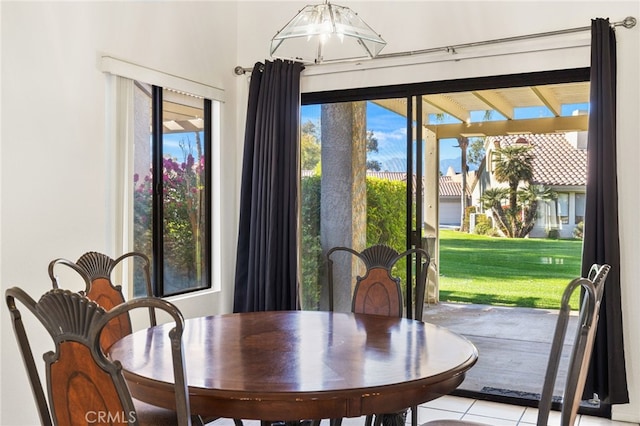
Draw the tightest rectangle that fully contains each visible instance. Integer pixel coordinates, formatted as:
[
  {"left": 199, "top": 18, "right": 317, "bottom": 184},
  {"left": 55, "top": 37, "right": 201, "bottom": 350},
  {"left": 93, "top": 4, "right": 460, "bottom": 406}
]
[{"left": 270, "top": 2, "right": 387, "bottom": 64}]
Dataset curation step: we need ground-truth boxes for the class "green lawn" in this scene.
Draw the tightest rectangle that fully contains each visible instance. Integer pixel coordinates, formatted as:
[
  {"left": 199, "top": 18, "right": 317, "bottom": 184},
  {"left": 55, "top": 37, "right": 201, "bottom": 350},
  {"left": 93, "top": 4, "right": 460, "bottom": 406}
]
[{"left": 438, "top": 230, "right": 584, "bottom": 309}]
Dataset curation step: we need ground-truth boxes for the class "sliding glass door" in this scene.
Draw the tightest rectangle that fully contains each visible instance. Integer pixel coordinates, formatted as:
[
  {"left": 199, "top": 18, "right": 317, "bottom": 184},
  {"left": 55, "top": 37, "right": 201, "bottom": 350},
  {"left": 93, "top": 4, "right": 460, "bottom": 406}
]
[{"left": 299, "top": 68, "right": 595, "bottom": 411}]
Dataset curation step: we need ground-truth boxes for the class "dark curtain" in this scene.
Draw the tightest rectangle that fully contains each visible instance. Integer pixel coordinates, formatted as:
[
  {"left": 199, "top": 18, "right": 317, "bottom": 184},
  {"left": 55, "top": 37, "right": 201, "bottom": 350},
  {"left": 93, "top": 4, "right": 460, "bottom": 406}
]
[
  {"left": 233, "top": 59, "right": 303, "bottom": 312},
  {"left": 581, "top": 18, "right": 629, "bottom": 405}
]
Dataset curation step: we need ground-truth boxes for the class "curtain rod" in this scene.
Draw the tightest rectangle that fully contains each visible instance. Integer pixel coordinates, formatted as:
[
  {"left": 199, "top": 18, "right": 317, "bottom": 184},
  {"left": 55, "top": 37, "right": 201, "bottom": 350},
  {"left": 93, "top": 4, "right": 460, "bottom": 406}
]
[{"left": 234, "top": 16, "right": 636, "bottom": 75}]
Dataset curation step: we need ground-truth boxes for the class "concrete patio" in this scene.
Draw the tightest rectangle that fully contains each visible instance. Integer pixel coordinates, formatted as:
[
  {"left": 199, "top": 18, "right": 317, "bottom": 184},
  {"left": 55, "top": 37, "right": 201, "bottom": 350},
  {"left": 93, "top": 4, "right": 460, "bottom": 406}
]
[{"left": 423, "top": 302, "right": 580, "bottom": 402}]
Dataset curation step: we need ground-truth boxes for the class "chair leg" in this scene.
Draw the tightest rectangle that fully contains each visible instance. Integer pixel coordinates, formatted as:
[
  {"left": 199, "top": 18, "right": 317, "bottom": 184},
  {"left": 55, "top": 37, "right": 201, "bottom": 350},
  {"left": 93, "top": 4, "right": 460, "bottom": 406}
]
[
  {"left": 364, "top": 414, "right": 374, "bottom": 426},
  {"left": 192, "top": 415, "right": 206, "bottom": 426},
  {"left": 330, "top": 419, "right": 342, "bottom": 426},
  {"left": 233, "top": 420, "right": 244, "bottom": 426},
  {"left": 411, "top": 406, "right": 417, "bottom": 426}
]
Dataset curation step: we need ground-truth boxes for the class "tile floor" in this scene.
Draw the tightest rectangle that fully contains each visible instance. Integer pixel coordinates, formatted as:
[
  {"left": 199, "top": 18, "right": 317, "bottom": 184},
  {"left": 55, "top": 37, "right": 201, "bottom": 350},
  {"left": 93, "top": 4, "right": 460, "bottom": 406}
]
[
  {"left": 416, "top": 395, "right": 635, "bottom": 425},
  {"left": 208, "top": 395, "right": 638, "bottom": 426}
]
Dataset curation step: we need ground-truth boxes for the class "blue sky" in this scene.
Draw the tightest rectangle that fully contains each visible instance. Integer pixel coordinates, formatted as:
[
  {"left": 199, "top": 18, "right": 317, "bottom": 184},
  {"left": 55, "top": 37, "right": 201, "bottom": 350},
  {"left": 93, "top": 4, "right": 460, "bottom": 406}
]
[
  {"left": 301, "top": 100, "right": 588, "bottom": 173},
  {"left": 163, "top": 100, "right": 588, "bottom": 173},
  {"left": 163, "top": 132, "right": 202, "bottom": 161}
]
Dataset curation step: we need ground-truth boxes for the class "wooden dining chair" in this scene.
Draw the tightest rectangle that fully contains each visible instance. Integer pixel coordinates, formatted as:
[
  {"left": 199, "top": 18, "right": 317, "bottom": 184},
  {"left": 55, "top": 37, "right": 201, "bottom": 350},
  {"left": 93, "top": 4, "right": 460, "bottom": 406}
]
[
  {"left": 5, "top": 286, "right": 200, "bottom": 426},
  {"left": 326, "top": 244, "right": 431, "bottom": 426},
  {"left": 327, "top": 244, "right": 430, "bottom": 320},
  {"left": 48, "top": 251, "right": 215, "bottom": 425},
  {"left": 48, "top": 251, "right": 156, "bottom": 352},
  {"left": 422, "top": 263, "right": 610, "bottom": 426}
]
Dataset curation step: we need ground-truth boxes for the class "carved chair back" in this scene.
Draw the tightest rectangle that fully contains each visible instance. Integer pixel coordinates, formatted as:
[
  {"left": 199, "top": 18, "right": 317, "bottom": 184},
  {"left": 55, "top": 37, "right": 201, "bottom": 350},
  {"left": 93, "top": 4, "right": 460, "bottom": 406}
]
[
  {"left": 327, "top": 244, "right": 430, "bottom": 320},
  {"left": 48, "top": 251, "right": 155, "bottom": 351},
  {"left": 5, "top": 287, "right": 192, "bottom": 426}
]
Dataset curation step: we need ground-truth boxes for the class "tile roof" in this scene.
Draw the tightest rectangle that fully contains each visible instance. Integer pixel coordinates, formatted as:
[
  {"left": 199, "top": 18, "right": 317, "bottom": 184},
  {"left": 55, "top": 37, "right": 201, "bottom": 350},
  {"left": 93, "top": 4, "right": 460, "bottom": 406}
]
[
  {"left": 489, "top": 133, "right": 586, "bottom": 186},
  {"left": 366, "top": 171, "right": 407, "bottom": 182},
  {"left": 439, "top": 175, "right": 462, "bottom": 197},
  {"left": 303, "top": 133, "right": 582, "bottom": 194},
  {"left": 365, "top": 171, "right": 470, "bottom": 197}
]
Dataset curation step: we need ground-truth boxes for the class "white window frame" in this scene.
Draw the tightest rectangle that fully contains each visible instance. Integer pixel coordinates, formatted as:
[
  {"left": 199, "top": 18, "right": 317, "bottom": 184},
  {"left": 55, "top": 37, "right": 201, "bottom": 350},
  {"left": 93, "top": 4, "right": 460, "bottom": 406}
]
[{"left": 101, "top": 55, "right": 224, "bottom": 298}]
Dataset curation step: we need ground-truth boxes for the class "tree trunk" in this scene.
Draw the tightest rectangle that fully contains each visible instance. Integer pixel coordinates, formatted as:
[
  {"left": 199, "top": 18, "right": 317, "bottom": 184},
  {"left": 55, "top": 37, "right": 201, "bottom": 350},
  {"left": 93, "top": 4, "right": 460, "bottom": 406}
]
[{"left": 458, "top": 137, "right": 469, "bottom": 231}]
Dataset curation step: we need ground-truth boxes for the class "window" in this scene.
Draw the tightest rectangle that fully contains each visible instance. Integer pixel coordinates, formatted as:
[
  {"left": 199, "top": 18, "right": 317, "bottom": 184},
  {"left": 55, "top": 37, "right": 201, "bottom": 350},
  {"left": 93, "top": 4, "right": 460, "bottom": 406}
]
[
  {"left": 575, "top": 193, "right": 585, "bottom": 224},
  {"left": 100, "top": 56, "right": 223, "bottom": 298},
  {"left": 557, "top": 193, "right": 569, "bottom": 225},
  {"left": 132, "top": 83, "right": 212, "bottom": 296}
]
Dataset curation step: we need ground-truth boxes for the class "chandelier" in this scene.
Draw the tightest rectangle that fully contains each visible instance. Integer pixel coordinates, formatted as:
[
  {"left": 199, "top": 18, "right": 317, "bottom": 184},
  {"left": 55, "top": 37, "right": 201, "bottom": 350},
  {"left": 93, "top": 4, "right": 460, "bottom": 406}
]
[{"left": 270, "top": 1, "right": 387, "bottom": 64}]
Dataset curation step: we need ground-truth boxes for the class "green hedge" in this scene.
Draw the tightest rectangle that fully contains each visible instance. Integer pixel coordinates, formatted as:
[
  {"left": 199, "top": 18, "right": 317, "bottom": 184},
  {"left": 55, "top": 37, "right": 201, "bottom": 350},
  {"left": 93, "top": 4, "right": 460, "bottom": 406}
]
[
  {"left": 301, "top": 175, "right": 322, "bottom": 309},
  {"left": 301, "top": 175, "right": 408, "bottom": 309}
]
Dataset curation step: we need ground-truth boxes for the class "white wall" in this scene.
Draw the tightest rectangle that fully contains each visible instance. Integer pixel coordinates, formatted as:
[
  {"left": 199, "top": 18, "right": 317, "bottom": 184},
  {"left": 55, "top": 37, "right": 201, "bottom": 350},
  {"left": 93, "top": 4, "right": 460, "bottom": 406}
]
[
  {"left": 1, "top": 1, "right": 638, "bottom": 425},
  {"left": 236, "top": 1, "right": 638, "bottom": 422},
  {"left": 1, "top": 2, "right": 240, "bottom": 425}
]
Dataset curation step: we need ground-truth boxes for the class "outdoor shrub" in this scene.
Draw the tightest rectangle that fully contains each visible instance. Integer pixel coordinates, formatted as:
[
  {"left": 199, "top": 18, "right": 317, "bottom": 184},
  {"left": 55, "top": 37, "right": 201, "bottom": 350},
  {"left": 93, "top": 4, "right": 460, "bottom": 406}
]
[
  {"left": 573, "top": 221, "right": 584, "bottom": 240},
  {"left": 366, "top": 177, "right": 409, "bottom": 292},
  {"left": 474, "top": 222, "right": 492, "bottom": 235},
  {"left": 301, "top": 175, "right": 322, "bottom": 310},
  {"left": 462, "top": 206, "right": 476, "bottom": 233},
  {"left": 300, "top": 174, "right": 409, "bottom": 308},
  {"left": 300, "top": 232, "right": 322, "bottom": 310},
  {"left": 547, "top": 229, "right": 560, "bottom": 239},
  {"left": 473, "top": 213, "right": 493, "bottom": 235},
  {"left": 134, "top": 151, "right": 207, "bottom": 293},
  {"left": 366, "top": 177, "right": 406, "bottom": 250}
]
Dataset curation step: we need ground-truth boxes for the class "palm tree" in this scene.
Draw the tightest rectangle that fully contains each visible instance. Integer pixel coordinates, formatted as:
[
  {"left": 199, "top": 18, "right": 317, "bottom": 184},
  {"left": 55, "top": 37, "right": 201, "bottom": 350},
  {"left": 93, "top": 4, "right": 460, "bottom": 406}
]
[
  {"left": 492, "top": 143, "right": 534, "bottom": 216},
  {"left": 517, "top": 184, "right": 557, "bottom": 237},
  {"left": 479, "top": 187, "right": 510, "bottom": 236},
  {"left": 480, "top": 184, "right": 555, "bottom": 238},
  {"left": 481, "top": 142, "right": 554, "bottom": 238}
]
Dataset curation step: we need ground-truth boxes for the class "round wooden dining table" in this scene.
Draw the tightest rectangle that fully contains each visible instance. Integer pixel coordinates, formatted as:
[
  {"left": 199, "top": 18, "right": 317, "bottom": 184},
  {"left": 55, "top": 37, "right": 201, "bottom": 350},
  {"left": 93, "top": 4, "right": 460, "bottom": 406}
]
[{"left": 109, "top": 310, "right": 478, "bottom": 421}]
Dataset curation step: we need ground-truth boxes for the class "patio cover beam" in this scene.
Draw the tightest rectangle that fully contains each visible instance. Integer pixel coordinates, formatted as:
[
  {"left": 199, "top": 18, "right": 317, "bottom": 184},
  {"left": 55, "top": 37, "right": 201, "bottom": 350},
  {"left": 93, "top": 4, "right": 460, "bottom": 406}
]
[
  {"left": 426, "top": 114, "right": 588, "bottom": 138},
  {"left": 472, "top": 90, "right": 514, "bottom": 120}
]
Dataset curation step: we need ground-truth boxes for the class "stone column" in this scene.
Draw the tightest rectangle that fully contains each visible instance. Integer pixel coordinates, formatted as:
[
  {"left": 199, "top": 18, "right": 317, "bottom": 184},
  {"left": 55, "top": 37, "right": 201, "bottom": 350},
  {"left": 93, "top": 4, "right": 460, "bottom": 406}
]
[{"left": 320, "top": 102, "right": 367, "bottom": 312}]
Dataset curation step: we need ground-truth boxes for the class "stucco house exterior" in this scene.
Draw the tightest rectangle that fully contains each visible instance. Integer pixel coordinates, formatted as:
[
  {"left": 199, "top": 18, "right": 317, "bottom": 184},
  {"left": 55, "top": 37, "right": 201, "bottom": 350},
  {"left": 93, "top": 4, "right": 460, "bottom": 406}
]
[{"left": 470, "top": 132, "right": 587, "bottom": 238}]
